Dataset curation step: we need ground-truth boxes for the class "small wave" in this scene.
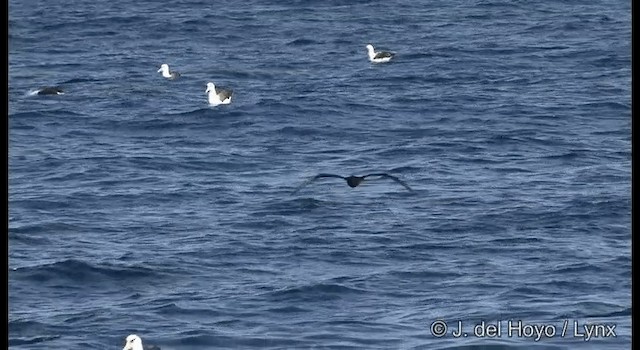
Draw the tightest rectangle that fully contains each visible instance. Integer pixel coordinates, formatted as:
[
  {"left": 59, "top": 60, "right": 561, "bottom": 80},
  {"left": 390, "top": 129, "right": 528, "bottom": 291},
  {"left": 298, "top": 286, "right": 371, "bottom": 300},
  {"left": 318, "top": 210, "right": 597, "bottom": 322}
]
[
  {"left": 163, "top": 108, "right": 245, "bottom": 120},
  {"left": 267, "top": 305, "right": 310, "bottom": 314},
  {"left": 179, "top": 18, "right": 209, "bottom": 26},
  {"left": 488, "top": 237, "right": 544, "bottom": 245},
  {"left": 164, "top": 108, "right": 211, "bottom": 117},
  {"left": 287, "top": 197, "right": 330, "bottom": 209},
  {"left": 606, "top": 255, "right": 631, "bottom": 266},
  {"left": 257, "top": 195, "right": 334, "bottom": 212},
  {"left": 10, "top": 222, "right": 79, "bottom": 236},
  {"left": 58, "top": 77, "right": 102, "bottom": 84},
  {"left": 388, "top": 165, "right": 422, "bottom": 173},
  {"left": 153, "top": 303, "right": 223, "bottom": 319},
  {"left": 120, "top": 117, "right": 192, "bottom": 131},
  {"left": 389, "top": 269, "right": 463, "bottom": 280},
  {"left": 10, "top": 109, "right": 83, "bottom": 118},
  {"left": 493, "top": 167, "right": 534, "bottom": 174},
  {"left": 399, "top": 52, "right": 436, "bottom": 61},
  {"left": 434, "top": 343, "right": 556, "bottom": 350},
  {"left": 61, "top": 309, "right": 109, "bottom": 324},
  {"left": 578, "top": 101, "right": 630, "bottom": 110},
  {"left": 12, "top": 259, "right": 160, "bottom": 284},
  {"left": 396, "top": 242, "right": 460, "bottom": 250},
  {"left": 373, "top": 147, "right": 435, "bottom": 158},
  {"left": 498, "top": 285, "right": 547, "bottom": 299},
  {"left": 296, "top": 236, "right": 333, "bottom": 245},
  {"left": 10, "top": 198, "right": 73, "bottom": 211},
  {"left": 166, "top": 333, "right": 305, "bottom": 348},
  {"left": 269, "top": 282, "right": 367, "bottom": 301},
  {"left": 586, "top": 307, "right": 631, "bottom": 318},
  {"left": 233, "top": 218, "right": 293, "bottom": 230},
  {"left": 286, "top": 38, "right": 319, "bottom": 46},
  {"left": 486, "top": 133, "right": 520, "bottom": 145},
  {"left": 8, "top": 319, "right": 62, "bottom": 346},
  {"left": 560, "top": 301, "right": 631, "bottom": 319},
  {"left": 538, "top": 151, "right": 583, "bottom": 160},
  {"left": 551, "top": 261, "right": 607, "bottom": 274},
  {"left": 9, "top": 335, "right": 61, "bottom": 346},
  {"left": 277, "top": 125, "right": 319, "bottom": 136},
  {"left": 8, "top": 319, "right": 54, "bottom": 332},
  {"left": 234, "top": 267, "right": 280, "bottom": 276}
]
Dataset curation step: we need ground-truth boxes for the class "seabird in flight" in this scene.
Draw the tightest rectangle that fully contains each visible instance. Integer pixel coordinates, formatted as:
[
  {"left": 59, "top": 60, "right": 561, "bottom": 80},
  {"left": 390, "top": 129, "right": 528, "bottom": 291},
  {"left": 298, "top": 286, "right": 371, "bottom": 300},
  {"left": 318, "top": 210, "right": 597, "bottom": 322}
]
[{"left": 292, "top": 173, "right": 413, "bottom": 194}]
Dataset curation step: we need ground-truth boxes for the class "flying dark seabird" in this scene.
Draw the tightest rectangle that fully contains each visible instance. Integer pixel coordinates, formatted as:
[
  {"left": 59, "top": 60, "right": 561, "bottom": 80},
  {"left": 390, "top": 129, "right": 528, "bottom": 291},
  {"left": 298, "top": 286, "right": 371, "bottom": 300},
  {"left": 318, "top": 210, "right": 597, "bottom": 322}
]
[{"left": 291, "top": 173, "right": 413, "bottom": 195}]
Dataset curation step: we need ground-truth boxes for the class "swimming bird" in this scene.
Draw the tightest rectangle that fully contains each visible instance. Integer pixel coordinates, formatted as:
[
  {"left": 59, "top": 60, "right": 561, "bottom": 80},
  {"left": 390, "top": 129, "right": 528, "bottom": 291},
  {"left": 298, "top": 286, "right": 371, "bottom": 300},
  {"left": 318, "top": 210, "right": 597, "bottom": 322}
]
[
  {"left": 292, "top": 173, "right": 413, "bottom": 194},
  {"left": 157, "top": 63, "right": 181, "bottom": 80},
  {"left": 123, "top": 334, "right": 160, "bottom": 350},
  {"left": 36, "top": 86, "right": 64, "bottom": 95},
  {"left": 366, "top": 44, "right": 395, "bottom": 63},
  {"left": 206, "top": 82, "right": 233, "bottom": 106}
]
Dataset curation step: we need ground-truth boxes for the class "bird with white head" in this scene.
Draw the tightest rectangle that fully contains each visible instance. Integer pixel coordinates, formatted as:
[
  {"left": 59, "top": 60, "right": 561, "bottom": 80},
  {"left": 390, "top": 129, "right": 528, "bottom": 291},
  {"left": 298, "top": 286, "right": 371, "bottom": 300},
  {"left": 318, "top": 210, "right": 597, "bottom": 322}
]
[
  {"left": 205, "top": 82, "right": 233, "bottom": 106},
  {"left": 157, "top": 63, "right": 181, "bottom": 80}
]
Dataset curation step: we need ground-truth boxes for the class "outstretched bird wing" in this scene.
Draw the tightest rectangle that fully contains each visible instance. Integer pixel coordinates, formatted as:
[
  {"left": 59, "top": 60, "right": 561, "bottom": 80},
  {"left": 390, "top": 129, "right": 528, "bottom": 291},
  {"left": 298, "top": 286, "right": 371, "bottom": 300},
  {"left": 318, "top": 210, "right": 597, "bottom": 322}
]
[
  {"left": 291, "top": 173, "right": 346, "bottom": 195},
  {"left": 363, "top": 173, "right": 413, "bottom": 192}
]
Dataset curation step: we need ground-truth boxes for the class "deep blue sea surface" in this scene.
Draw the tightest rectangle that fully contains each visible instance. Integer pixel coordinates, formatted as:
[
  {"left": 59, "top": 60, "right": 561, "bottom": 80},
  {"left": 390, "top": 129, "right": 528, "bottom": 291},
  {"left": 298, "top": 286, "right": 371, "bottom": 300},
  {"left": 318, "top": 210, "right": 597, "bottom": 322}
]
[{"left": 8, "top": 0, "right": 631, "bottom": 349}]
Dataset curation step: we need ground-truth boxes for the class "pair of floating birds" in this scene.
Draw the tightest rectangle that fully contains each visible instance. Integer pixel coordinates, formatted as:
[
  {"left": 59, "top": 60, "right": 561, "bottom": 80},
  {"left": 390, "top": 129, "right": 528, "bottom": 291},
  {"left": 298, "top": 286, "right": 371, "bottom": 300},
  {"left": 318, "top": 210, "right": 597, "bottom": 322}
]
[
  {"left": 157, "top": 63, "right": 233, "bottom": 106},
  {"left": 292, "top": 173, "right": 413, "bottom": 194}
]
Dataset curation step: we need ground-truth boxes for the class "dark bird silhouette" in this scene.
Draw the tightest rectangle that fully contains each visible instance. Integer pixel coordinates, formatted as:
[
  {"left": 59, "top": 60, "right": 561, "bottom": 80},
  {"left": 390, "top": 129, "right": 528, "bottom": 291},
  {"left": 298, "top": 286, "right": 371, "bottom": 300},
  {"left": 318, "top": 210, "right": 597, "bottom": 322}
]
[
  {"left": 292, "top": 173, "right": 413, "bottom": 194},
  {"left": 37, "top": 86, "right": 64, "bottom": 95}
]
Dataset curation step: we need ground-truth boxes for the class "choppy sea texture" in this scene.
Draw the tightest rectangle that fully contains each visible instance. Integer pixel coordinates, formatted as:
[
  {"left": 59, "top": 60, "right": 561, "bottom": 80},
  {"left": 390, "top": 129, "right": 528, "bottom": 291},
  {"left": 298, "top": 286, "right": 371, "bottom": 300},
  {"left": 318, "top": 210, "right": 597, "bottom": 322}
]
[{"left": 9, "top": 0, "right": 631, "bottom": 349}]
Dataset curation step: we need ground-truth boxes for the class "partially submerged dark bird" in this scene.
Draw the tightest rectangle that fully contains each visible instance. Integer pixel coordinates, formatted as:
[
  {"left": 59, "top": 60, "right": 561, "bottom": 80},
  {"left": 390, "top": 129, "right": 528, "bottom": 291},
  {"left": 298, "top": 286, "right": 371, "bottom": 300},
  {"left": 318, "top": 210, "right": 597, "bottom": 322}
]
[
  {"left": 292, "top": 173, "right": 413, "bottom": 194},
  {"left": 37, "top": 86, "right": 64, "bottom": 95}
]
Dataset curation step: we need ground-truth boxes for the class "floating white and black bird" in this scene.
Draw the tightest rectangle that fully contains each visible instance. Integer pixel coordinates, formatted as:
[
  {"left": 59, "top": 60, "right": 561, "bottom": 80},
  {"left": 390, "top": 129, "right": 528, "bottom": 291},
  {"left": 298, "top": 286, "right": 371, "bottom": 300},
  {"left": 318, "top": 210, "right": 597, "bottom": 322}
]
[
  {"left": 205, "top": 82, "right": 233, "bottom": 106},
  {"left": 291, "top": 173, "right": 413, "bottom": 195},
  {"left": 157, "top": 63, "right": 181, "bottom": 80},
  {"left": 122, "top": 334, "right": 161, "bottom": 350},
  {"left": 366, "top": 44, "right": 395, "bottom": 63}
]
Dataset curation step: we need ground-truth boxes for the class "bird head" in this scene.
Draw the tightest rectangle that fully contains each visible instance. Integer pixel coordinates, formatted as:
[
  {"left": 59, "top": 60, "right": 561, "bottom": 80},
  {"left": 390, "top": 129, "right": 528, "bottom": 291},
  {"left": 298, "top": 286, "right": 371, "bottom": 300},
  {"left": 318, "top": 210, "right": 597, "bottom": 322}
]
[{"left": 123, "top": 334, "right": 143, "bottom": 350}]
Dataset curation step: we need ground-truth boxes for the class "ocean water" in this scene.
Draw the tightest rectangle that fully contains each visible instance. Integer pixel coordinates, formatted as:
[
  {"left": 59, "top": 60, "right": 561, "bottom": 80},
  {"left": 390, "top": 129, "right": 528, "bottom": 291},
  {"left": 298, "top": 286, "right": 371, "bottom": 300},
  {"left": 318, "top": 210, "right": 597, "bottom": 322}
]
[{"left": 8, "top": 0, "right": 631, "bottom": 349}]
